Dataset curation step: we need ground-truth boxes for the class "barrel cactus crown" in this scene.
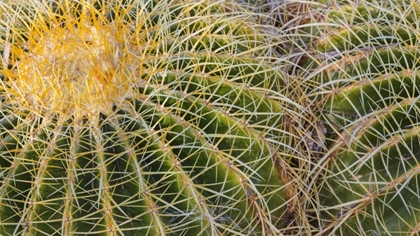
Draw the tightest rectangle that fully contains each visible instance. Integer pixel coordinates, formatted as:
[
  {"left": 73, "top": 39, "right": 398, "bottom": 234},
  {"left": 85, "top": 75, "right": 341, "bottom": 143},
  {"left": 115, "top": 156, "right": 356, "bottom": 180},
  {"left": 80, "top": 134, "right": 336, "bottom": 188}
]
[
  {"left": 298, "top": 0, "right": 420, "bottom": 234},
  {"left": 0, "top": 0, "right": 301, "bottom": 235}
]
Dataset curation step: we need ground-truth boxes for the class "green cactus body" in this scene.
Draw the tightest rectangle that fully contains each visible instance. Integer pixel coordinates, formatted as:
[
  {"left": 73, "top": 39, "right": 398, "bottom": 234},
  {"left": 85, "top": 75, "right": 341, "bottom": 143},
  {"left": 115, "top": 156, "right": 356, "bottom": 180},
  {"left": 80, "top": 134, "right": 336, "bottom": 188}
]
[
  {"left": 0, "top": 0, "right": 297, "bottom": 235},
  {"left": 300, "top": 0, "right": 420, "bottom": 234}
]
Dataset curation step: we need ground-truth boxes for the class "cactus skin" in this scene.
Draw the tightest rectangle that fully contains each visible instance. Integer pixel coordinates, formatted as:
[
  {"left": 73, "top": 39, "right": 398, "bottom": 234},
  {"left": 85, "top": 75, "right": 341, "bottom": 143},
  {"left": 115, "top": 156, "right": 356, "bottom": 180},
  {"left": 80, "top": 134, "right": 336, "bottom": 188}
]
[
  {"left": 300, "top": 0, "right": 420, "bottom": 235},
  {"left": 0, "top": 0, "right": 298, "bottom": 235}
]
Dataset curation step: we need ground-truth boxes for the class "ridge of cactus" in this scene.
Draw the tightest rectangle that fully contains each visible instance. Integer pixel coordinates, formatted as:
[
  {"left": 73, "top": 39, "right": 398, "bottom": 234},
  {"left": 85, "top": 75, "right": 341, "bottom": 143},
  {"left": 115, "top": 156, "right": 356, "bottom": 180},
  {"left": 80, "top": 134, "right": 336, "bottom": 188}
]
[
  {"left": 0, "top": 0, "right": 307, "bottom": 235},
  {"left": 296, "top": 0, "right": 420, "bottom": 234}
]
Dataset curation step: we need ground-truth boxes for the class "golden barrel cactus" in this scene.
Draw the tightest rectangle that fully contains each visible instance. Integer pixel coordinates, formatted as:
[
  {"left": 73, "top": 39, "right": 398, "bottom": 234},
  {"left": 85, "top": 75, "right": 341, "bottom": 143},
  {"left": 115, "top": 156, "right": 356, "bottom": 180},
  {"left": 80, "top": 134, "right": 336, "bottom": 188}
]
[
  {"left": 297, "top": 0, "right": 420, "bottom": 234},
  {"left": 0, "top": 0, "right": 302, "bottom": 235}
]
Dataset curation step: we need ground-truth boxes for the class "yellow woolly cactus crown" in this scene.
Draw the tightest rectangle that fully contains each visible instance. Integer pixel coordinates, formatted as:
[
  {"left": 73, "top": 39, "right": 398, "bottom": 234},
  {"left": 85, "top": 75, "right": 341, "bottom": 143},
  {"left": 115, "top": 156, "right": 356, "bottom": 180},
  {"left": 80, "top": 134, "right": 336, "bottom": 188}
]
[{"left": 3, "top": 1, "right": 138, "bottom": 121}]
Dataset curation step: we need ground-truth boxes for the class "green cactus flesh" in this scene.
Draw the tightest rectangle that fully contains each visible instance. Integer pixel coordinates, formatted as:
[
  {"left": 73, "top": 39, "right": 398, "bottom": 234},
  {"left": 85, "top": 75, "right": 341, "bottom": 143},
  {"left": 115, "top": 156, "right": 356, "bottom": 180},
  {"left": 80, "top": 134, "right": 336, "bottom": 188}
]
[
  {"left": 0, "top": 0, "right": 295, "bottom": 235},
  {"left": 301, "top": 0, "right": 420, "bottom": 234}
]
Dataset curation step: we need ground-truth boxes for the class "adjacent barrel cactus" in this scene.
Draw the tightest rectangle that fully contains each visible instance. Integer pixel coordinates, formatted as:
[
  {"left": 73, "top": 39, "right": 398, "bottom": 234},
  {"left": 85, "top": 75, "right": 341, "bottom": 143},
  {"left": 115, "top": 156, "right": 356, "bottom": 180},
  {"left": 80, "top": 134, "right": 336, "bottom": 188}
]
[
  {"left": 299, "top": 0, "right": 420, "bottom": 234},
  {"left": 0, "top": 0, "right": 301, "bottom": 235}
]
